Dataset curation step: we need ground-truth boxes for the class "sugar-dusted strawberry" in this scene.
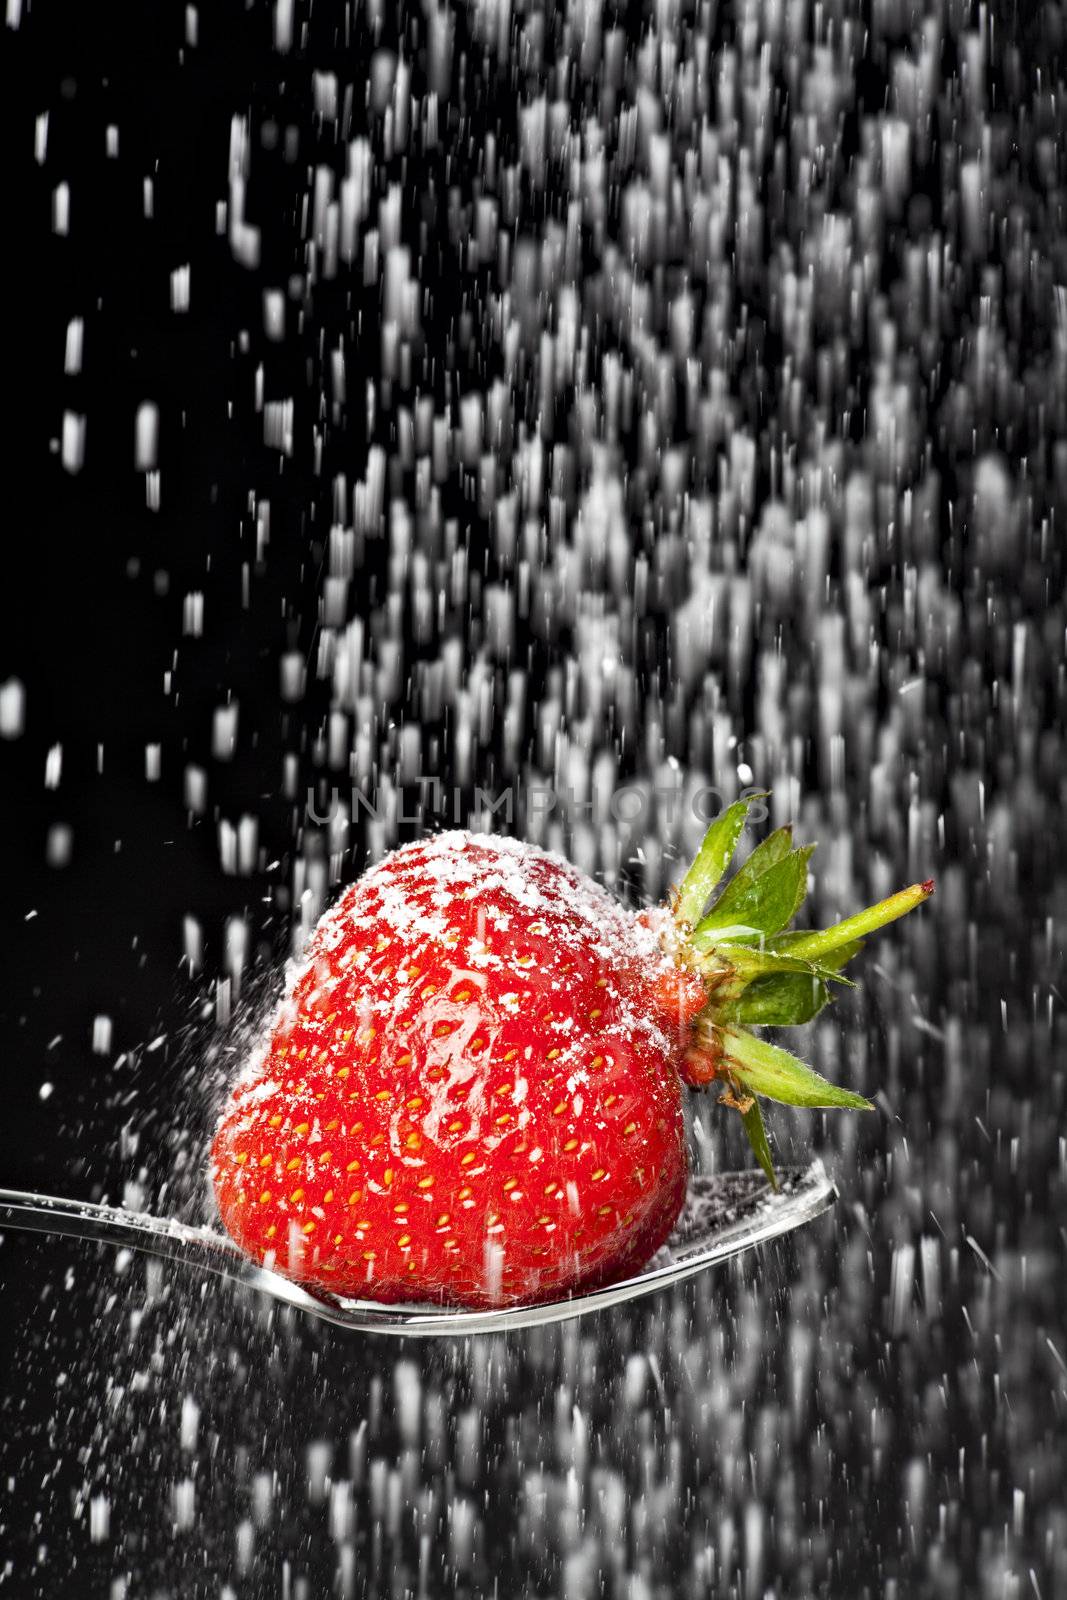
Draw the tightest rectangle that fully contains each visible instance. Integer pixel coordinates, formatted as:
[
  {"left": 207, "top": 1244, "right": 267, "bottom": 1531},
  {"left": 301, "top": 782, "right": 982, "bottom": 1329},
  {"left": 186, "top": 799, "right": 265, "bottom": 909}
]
[
  {"left": 212, "top": 808, "right": 932, "bottom": 1307},
  {"left": 212, "top": 833, "right": 691, "bottom": 1307}
]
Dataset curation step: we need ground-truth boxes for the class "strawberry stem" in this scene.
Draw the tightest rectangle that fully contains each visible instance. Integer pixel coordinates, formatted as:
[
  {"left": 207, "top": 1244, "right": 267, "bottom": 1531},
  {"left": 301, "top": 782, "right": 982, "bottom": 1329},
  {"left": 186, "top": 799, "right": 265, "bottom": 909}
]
[
  {"left": 773, "top": 881, "right": 934, "bottom": 964},
  {"left": 670, "top": 795, "right": 932, "bottom": 1187},
  {"left": 740, "top": 1098, "right": 778, "bottom": 1190}
]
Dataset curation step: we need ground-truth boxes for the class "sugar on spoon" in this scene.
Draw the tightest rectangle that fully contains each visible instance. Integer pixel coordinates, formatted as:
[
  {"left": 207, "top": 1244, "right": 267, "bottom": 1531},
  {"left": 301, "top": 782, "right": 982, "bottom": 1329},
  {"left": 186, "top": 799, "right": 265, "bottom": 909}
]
[{"left": 0, "top": 1160, "right": 833, "bottom": 1337}]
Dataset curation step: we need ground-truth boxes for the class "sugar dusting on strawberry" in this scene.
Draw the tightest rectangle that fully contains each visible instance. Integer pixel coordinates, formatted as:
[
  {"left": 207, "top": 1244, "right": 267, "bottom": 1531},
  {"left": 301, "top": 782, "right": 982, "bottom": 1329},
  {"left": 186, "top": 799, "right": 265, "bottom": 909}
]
[{"left": 212, "top": 805, "right": 933, "bottom": 1309}]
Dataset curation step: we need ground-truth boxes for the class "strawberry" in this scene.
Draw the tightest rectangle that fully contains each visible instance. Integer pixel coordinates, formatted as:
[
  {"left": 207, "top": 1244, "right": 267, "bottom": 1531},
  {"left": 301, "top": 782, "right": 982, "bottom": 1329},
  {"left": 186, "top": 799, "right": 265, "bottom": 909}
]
[{"left": 211, "top": 808, "right": 932, "bottom": 1308}]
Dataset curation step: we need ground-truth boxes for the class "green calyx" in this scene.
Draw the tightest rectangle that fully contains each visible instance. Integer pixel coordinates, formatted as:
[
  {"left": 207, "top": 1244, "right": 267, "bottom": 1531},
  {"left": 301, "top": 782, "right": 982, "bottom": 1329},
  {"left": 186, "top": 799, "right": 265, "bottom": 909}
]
[{"left": 673, "top": 794, "right": 933, "bottom": 1188}]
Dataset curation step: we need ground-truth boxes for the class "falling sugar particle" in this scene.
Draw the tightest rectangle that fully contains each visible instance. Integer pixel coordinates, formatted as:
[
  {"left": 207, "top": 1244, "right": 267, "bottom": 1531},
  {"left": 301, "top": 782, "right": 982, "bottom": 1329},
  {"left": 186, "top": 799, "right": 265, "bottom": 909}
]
[
  {"left": 0, "top": 678, "right": 26, "bottom": 739},
  {"left": 61, "top": 411, "right": 85, "bottom": 473}
]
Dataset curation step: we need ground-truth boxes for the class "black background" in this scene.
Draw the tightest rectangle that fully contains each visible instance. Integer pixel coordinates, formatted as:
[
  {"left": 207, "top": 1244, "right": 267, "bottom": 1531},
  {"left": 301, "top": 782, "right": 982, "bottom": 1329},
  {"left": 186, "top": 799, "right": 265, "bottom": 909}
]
[{"left": 0, "top": 0, "right": 299, "bottom": 1506}]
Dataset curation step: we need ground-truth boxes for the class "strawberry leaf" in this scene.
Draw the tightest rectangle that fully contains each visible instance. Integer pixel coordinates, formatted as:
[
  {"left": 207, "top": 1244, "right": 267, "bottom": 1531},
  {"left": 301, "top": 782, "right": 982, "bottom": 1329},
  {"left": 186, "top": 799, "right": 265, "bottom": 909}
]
[
  {"left": 675, "top": 794, "right": 767, "bottom": 928},
  {"left": 719, "top": 824, "right": 794, "bottom": 900},
  {"left": 709, "top": 1025, "right": 873, "bottom": 1110},
  {"left": 727, "top": 947, "right": 853, "bottom": 986},
  {"left": 727, "top": 971, "right": 831, "bottom": 1026},
  {"left": 693, "top": 845, "right": 815, "bottom": 946},
  {"left": 690, "top": 922, "right": 763, "bottom": 944},
  {"left": 740, "top": 1098, "right": 778, "bottom": 1189}
]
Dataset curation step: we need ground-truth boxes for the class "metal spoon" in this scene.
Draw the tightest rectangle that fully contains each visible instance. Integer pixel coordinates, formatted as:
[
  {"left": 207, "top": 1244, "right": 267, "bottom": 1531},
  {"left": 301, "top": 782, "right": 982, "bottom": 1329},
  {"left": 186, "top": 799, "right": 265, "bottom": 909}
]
[{"left": 0, "top": 1161, "right": 834, "bottom": 1337}]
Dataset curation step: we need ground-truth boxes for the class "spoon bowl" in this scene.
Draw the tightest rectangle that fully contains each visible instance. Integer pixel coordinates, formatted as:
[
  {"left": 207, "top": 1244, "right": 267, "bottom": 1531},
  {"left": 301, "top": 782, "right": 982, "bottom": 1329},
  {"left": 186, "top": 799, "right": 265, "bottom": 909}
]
[{"left": 0, "top": 1161, "right": 834, "bottom": 1336}]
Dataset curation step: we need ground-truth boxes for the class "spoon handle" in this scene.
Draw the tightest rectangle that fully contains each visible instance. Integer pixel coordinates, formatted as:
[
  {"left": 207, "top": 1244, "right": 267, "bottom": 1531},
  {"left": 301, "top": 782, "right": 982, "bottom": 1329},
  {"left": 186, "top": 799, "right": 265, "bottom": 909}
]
[
  {"left": 0, "top": 1185, "right": 242, "bottom": 1273},
  {"left": 0, "top": 1183, "right": 370, "bottom": 1329}
]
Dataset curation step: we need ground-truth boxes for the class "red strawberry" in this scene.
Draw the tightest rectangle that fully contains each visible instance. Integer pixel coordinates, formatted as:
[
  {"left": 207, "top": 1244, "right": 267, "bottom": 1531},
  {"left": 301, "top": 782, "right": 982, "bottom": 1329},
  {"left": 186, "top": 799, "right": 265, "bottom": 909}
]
[{"left": 212, "top": 809, "right": 932, "bottom": 1308}]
